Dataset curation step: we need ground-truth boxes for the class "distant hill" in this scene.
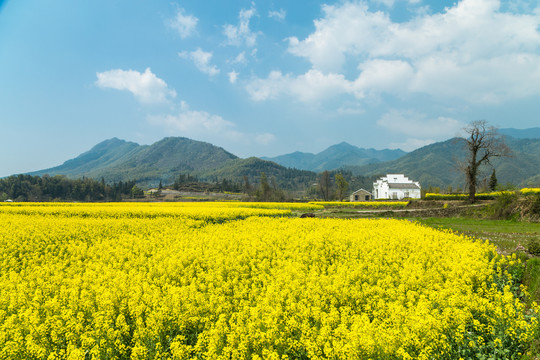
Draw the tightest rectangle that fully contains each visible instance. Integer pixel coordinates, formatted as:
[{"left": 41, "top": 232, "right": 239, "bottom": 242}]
[
  {"left": 203, "top": 157, "right": 316, "bottom": 191},
  {"left": 32, "top": 137, "right": 141, "bottom": 176},
  {"left": 29, "top": 137, "right": 316, "bottom": 188},
  {"left": 30, "top": 137, "right": 239, "bottom": 186},
  {"left": 262, "top": 142, "right": 406, "bottom": 172},
  {"left": 25, "top": 130, "right": 540, "bottom": 191},
  {"left": 346, "top": 137, "right": 540, "bottom": 188},
  {"left": 499, "top": 127, "right": 540, "bottom": 139}
]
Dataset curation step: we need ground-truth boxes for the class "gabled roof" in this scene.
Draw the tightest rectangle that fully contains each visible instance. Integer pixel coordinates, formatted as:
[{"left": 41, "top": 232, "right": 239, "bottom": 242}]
[
  {"left": 351, "top": 188, "right": 372, "bottom": 195},
  {"left": 388, "top": 183, "right": 420, "bottom": 190}
]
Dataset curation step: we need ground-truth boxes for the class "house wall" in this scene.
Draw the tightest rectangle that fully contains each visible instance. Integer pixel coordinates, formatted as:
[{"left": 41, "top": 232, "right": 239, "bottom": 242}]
[
  {"left": 373, "top": 182, "right": 390, "bottom": 199},
  {"left": 386, "top": 188, "right": 421, "bottom": 200},
  {"left": 349, "top": 190, "right": 372, "bottom": 202},
  {"left": 373, "top": 174, "right": 421, "bottom": 200}
]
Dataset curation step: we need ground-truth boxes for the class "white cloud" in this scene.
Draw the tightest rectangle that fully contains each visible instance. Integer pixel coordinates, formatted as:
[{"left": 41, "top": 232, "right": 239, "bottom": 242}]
[
  {"left": 148, "top": 102, "right": 241, "bottom": 143},
  {"left": 337, "top": 103, "right": 365, "bottom": 115},
  {"left": 354, "top": 59, "right": 415, "bottom": 98},
  {"left": 168, "top": 8, "right": 198, "bottom": 39},
  {"left": 150, "top": 108, "right": 235, "bottom": 134},
  {"left": 268, "top": 9, "right": 286, "bottom": 21},
  {"left": 254, "top": 0, "right": 540, "bottom": 105},
  {"left": 229, "top": 52, "right": 247, "bottom": 65},
  {"left": 389, "top": 138, "right": 436, "bottom": 152},
  {"left": 95, "top": 68, "right": 176, "bottom": 104},
  {"left": 255, "top": 133, "right": 276, "bottom": 145},
  {"left": 287, "top": 2, "right": 390, "bottom": 73},
  {"left": 246, "top": 69, "right": 352, "bottom": 102},
  {"left": 228, "top": 70, "right": 239, "bottom": 84},
  {"left": 179, "top": 48, "right": 220, "bottom": 76},
  {"left": 148, "top": 102, "right": 275, "bottom": 146},
  {"left": 377, "top": 109, "right": 463, "bottom": 138},
  {"left": 374, "top": 0, "right": 395, "bottom": 8},
  {"left": 373, "top": 0, "right": 422, "bottom": 7},
  {"left": 223, "top": 4, "right": 257, "bottom": 47}
]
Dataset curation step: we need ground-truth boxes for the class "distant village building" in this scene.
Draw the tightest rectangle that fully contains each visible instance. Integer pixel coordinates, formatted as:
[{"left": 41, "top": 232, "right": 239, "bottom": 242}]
[
  {"left": 373, "top": 174, "right": 421, "bottom": 200},
  {"left": 349, "top": 189, "right": 372, "bottom": 202}
]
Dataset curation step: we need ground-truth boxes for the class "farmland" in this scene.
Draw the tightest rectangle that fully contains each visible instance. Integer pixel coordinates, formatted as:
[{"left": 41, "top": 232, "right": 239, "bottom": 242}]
[{"left": 0, "top": 202, "right": 538, "bottom": 359}]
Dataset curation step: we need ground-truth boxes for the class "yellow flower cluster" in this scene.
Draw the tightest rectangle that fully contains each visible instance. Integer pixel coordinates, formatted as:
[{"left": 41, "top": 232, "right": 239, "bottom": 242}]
[
  {"left": 0, "top": 203, "right": 536, "bottom": 359},
  {"left": 424, "top": 192, "right": 514, "bottom": 200},
  {"left": 309, "top": 201, "right": 409, "bottom": 208},
  {"left": 0, "top": 202, "right": 321, "bottom": 222},
  {"left": 0, "top": 202, "right": 324, "bottom": 220},
  {"left": 426, "top": 189, "right": 540, "bottom": 200},
  {"left": 521, "top": 188, "right": 540, "bottom": 195}
]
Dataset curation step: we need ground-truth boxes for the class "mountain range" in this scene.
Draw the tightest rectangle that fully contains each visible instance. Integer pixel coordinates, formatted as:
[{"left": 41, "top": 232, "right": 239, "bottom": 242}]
[
  {"left": 25, "top": 128, "right": 540, "bottom": 190},
  {"left": 345, "top": 136, "right": 540, "bottom": 189},
  {"left": 499, "top": 127, "right": 540, "bottom": 139},
  {"left": 28, "top": 137, "right": 316, "bottom": 189},
  {"left": 261, "top": 142, "right": 406, "bottom": 172}
]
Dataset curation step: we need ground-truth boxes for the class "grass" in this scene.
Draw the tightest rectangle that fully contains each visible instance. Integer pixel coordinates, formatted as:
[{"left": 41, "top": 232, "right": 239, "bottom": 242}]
[
  {"left": 413, "top": 217, "right": 540, "bottom": 254},
  {"left": 316, "top": 208, "right": 396, "bottom": 219},
  {"left": 523, "top": 258, "right": 540, "bottom": 305}
]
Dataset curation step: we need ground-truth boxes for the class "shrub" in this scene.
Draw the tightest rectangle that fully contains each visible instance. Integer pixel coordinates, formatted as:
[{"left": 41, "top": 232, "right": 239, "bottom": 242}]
[
  {"left": 528, "top": 239, "right": 540, "bottom": 256},
  {"left": 488, "top": 191, "right": 519, "bottom": 220}
]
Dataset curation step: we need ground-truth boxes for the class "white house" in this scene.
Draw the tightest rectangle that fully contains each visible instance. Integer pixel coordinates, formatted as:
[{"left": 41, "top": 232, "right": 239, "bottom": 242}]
[
  {"left": 373, "top": 174, "right": 421, "bottom": 200},
  {"left": 349, "top": 188, "right": 372, "bottom": 202}
]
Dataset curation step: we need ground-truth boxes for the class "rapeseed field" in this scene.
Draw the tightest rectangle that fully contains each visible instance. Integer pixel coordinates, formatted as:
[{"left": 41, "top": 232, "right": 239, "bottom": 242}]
[{"left": 0, "top": 202, "right": 537, "bottom": 359}]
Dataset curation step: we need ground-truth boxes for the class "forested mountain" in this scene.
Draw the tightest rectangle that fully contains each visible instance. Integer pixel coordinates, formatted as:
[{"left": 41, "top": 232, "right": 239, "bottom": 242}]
[
  {"left": 27, "top": 137, "right": 316, "bottom": 189},
  {"left": 262, "top": 142, "right": 406, "bottom": 172},
  {"left": 29, "top": 137, "right": 239, "bottom": 187},
  {"left": 345, "top": 137, "right": 540, "bottom": 189},
  {"left": 21, "top": 131, "right": 540, "bottom": 193},
  {"left": 203, "top": 157, "right": 317, "bottom": 191},
  {"left": 499, "top": 128, "right": 540, "bottom": 139}
]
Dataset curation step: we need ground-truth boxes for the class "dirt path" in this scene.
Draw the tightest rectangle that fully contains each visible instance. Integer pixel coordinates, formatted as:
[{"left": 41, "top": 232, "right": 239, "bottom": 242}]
[{"left": 352, "top": 203, "right": 487, "bottom": 214}]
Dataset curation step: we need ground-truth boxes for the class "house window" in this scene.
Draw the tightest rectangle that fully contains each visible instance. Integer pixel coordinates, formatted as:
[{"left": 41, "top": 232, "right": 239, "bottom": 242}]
[
  {"left": 365, "top": 195, "right": 370, "bottom": 201},
  {"left": 354, "top": 195, "right": 359, "bottom": 201},
  {"left": 404, "top": 191, "right": 409, "bottom": 198},
  {"left": 392, "top": 192, "right": 398, "bottom": 199}
]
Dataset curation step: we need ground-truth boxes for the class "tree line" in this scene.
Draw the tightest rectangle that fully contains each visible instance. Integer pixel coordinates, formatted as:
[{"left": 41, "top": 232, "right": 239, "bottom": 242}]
[
  {"left": 172, "top": 174, "right": 243, "bottom": 193},
  {"left": 0, "top": 174, "right": 139, "bottom": 202}
]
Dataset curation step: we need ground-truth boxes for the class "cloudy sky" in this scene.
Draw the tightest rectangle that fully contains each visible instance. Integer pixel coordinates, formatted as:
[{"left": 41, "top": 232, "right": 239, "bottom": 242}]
[{"left": 1, "top": 0, "right": 540, "bottom": 176}]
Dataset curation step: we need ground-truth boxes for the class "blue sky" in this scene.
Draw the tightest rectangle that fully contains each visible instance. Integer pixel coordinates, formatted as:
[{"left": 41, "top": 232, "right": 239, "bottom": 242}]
[{"left": 1, "top": 0, "right": 540, "bottom": 177}]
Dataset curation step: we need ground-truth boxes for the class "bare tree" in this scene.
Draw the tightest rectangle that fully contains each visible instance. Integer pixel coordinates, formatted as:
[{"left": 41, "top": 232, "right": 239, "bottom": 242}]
[
  {"left": 335, "top": 173, "right": 349, "bottom": 201},
  {"left": 319, "top": 171, "right": 331, "bottom": 201},
  {"left": 462, "top": 120, "right": 510, "bottom": 203}
]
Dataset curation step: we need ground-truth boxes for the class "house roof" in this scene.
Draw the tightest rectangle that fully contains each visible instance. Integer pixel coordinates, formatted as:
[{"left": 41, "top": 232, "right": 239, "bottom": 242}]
[
  {"left": 351, "top": 188, "right": 372, "bottom": 195},
  {"left": 388, "top": 183, "right": 420, "bottom": 190}
]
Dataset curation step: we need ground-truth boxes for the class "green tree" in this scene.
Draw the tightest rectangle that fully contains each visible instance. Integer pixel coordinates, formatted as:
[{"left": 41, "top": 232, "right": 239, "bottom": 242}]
[
  {"left": 131, "top": 185, "right": 144, "bottom": 198},
  {"left": 489, "top": 169, "right": 498, "bottom": 191},
  {"left": 335, "top": 173, "right": 349, "bottom": 201}
]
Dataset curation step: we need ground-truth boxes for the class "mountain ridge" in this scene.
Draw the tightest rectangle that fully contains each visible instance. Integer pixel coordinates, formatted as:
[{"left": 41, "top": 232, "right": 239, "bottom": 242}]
[
  {"left": 344, "top": 136, "right": 540, "bottom": 188},
  {"left": 24, "top": 128, "right": 540, "bottom": 189},
  {"left": 261, "top": 141, "right": 406, "bottom": 171},
  {"left": 499, "top": 127, "right": 540, "bottom": 139},
  {"left": 29, "top": 137, "right": 240, "bottom": 186}
]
